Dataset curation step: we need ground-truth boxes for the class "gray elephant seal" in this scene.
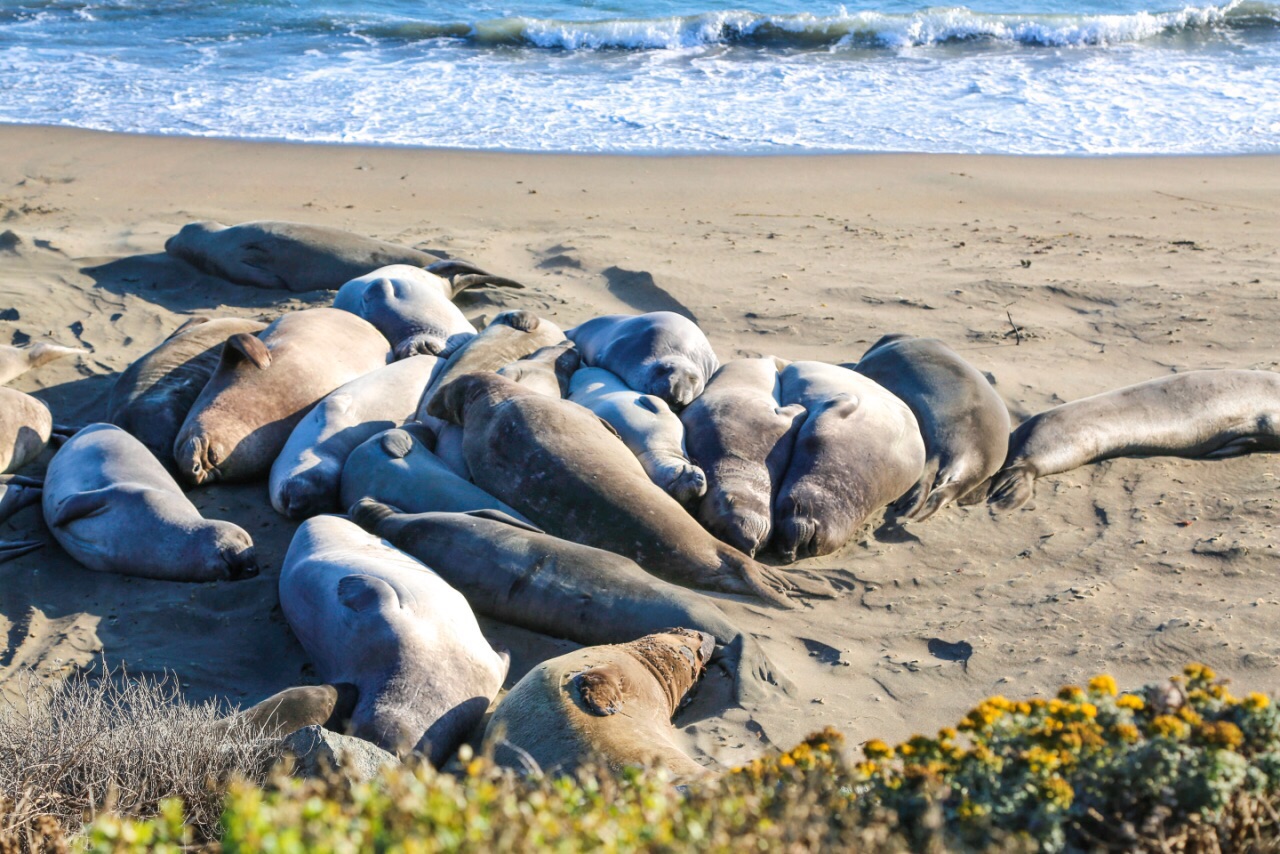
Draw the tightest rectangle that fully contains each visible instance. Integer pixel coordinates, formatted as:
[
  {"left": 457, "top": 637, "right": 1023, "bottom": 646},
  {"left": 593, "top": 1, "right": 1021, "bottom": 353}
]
[
  {"left": 496, "top": 341, "right": 580, "bottom": 398},
  {"left": 270, "top": 355, "right": 441, "bottom": 519},
  {"left": 0, "top": 343, "right": 85, "bottom": 386},
  {"left": 279, "top": 514, "right": 508, "bottom": 764},
  {"left": 352, "top": 499, "right": 788, "bottom": 706},
  {"left": 566, "top": 312, "right": 718, "bottom": 409},
  {"left": 340, "top": 424, "right": 529, "bottom": 521},
  {"left": 989, "top": 369, "right": 1280, "bottom": 512},
  {"left": 774, "top": 362, "right": 925, "bottom": 562},
  {"left": 43, "top": 424, "right": 257, "bottom": 581},
  {"left": 174, "top": 308, "right": 390, "bottom": 485},
  {"left": 483, "top": 629, "right": 714, "bottom": 780},
  {"left": 680, "top": 357, "right": 805, "bottom": 557},
  {"left": 853, "top": 334, "right": 1011, "bottom": 521},
  {"left": 108, "top": 316, "right": 267, "bottom": 473},
  {"left": 0, "top": 386, "right": 52, "bottom": 474},
  {"left": 428, "top": 372, "right": 834, "bottom": 607},
  {"left": 332, "top": 265, "right": 477, "bottom": 359}
]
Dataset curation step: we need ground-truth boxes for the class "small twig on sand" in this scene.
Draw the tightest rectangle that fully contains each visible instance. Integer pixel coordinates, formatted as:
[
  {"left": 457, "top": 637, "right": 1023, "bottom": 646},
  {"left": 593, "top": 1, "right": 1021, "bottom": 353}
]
[{"left": 1006, "top": 309, "right": 1023, "bottom": 345}]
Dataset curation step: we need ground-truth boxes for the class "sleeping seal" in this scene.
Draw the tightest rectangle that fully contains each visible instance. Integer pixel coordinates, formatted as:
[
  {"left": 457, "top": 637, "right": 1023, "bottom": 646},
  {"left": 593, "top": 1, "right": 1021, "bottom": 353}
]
[
  {"left": 680, "top": 357, "right": 805, "bottom": 557},
  {"left": 270, "top": 355, "right": 441, "bottom": 519},
  {"left": 352, "top": 499, "right": 788, "bottom": 705},
  {"left": 496, "top": 341, "right": 580, "bottom": 398},
  {"left": 333, "top": 265, "right": 477, "bottom": 359},
  {"left": 568, "top": 367, "right": 706, "bottom": 504},
  {"left": 107, "top": 316, "right": 267, "bottom": 473},
  {"left": 0, "top": 474, "right": 42, "bottom": 561},
  {"left": 853, "top": 334, "right": 1010, "bottom": 521},
  {"left": 279, "top": 514, "right": 508, "bottom": 764},
  {"left": 428, "top": 372, "right": 834, "bottom": 607},
  {"left": 483, "top": 629, "right": 714, "bottom": 781},
  {"left": 0, "top": 386, "right": 53, "bottom": 474},
  {"left": 42, "top": 424, "right": 257, "bottom": 581},
  {"left": 989, "top": 369, "right": 1280, "bottom": 512},
  {"left": 174, "top": 308, "right": 390, "bottom": 485},
  {"left": 566, "top": 312, "right": 718, "bottom": 408},
  {"left": 0, "top": 343, "right": 85, "bottom": 386},
  {"left": 774, "top": 362, "right": 925, "bottom": 562}
]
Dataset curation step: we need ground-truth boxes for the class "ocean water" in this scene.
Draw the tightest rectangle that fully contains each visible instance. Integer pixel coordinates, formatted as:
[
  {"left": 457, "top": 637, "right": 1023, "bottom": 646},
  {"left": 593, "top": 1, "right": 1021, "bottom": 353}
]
[{"left": 0, "top": 0, "right": 1277, "bottom": 154}]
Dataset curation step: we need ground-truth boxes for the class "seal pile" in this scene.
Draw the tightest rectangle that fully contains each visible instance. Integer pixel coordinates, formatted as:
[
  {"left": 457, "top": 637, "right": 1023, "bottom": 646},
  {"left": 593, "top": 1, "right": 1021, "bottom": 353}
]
[{"left": 8, "top": 220, "right": 1280, "bottom": 775}]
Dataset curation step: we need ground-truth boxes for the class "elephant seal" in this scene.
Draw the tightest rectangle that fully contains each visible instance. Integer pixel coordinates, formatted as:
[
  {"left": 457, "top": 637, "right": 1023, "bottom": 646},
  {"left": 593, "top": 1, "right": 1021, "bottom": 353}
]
[
  {"left": 427, "top": 372, "right": 833, "bottom": 607},
  {"left": 496, "top": 341, "right": 580, "bottom": 398},
  {"left": 568, "top": 367, "right": 706, "bottom": 505},
  {"left": 483, "top": 629, "right": 713, "bottom": 780},
  {"left": 0, "top": 474, "right": 42, "bottom": 562},
  {"left": 680, "top": 358, "right": 805, "bottom": 557},
  {"left": 42, "top": 424, "right": 257, "bottom": 581},
  {"left": 214, "top": 684, "right": 359, "bottom": 738},
  {"left": 774, "top": 362, "right": 925, "bottom": 562},
  {"left": 333, "top": 265, "right": 477, "bottom": 359},
  {"left": 270, "top": 355, "right": 441, "bottom": 519},
  {"left": 279, "top": 514, "right": 508, "bottom": 764},
  {"left": 352, "top": 499, "right": 788, "bottom": 705},
  {"left": 419, "top": 310, "right": 566, "bottom": 418},
  {"left": 174, "top": 308, "right": 390, "bottom": 485},
  {"left": 853, "top": 334, "right": 1011, "bottom": 521},
  {"left": 0, "top": 386, "right": 52, "bottom": 474},
  {"left": 107, "top": 316, "right": 267, "bottom": 473},
  {"left": 339, "top": 424, "right": 529, "bottom": 521},
  {"left": 566, "top": 312, "right": 718, "bottom": 409},
  {"left": 0, "top": 343, "right": 85, "bottom": 386},
  {"left": 989, "top": 369, "right": 1280, "bottom": 513}
]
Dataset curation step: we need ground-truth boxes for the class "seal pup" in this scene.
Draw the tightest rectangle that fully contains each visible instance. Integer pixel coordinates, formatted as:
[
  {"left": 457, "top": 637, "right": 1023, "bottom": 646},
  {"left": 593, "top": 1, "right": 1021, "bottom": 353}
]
[
  {"left": 174, "top": 308, "right": 390, "bottom": 485},
  {"left": 333, "top": 265, "right": 477, "bottom": 359},
  {"left": 566, "top": 312, "right": 718, "bottom": 409},
  {"left": 680, "top": 357, "right": 806, "bottom": 557},
  {"left": 279, "top": 514, "right": 508, "bottom": 764},
  {"left": 270, "top": 355, "right": 441, "bottom": 519},
  {"left": 496, "top": 341, "right": 580, "bottom": 398},
  {"left": 428, "top": 372, "right": 833, "bottom": 607},
  {"left": 483, "top": 629, "right": 714, "bottom": 780},
  {"left": 352, "top": 499, "right": 788, "bottom": 705},
  {"left": 42, "top": 424, "right": 257, "bottom": 581},
  {"left": 853, "top": 334, "right": 1011, "bottom": 521},
  {"left": 213, "top": 684, "right": 359, "bottom": 739},
  {"left": 0, "top": 386, "right": 53, "bottom": 474},
  {"left": 568, "top": 367, "right": 706, "bottom": 505},
  {"left": 340, "top": 425, "right": 529, "bottom": 521},
  {"left": 0, "top": 343, "right": 85, "bottom": 386},
  {"left": 774, "top": 362, "right": 925, "bottom": 562},
  {"left": 107, "top": 316, "right": 267, "bottom": 473},
  {"left": 989, "top": 369, "right": 1280, "bottom": 512}
]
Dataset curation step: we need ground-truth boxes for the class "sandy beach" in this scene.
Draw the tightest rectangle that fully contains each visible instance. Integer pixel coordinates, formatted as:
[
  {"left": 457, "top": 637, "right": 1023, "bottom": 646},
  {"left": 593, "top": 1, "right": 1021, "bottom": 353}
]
[{"left": 1, "top": 124, "right": 1277, "bottom": 769}]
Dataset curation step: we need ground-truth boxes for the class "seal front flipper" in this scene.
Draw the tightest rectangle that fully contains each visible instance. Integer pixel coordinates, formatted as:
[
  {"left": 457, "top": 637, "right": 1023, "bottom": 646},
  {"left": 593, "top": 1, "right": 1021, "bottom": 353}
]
[
  {"left": 461, "top": 508, "right": 546, "bottom": 534},
  {"left": 0, "top": 540, "right": 42, "bottom": 563},
  {"left": 46, "top": 487, "right": 114, "bottom": 528},
  {"left": 337, "top": 574, "right": 400, "bottom": 612},
  {"left": 573, "top": 665, "right": 626, "bottom": 716},
  {"left": 224, "top": 332, "right": 272, "bottom": 370},
  {"left": 987, "top": 463, "right": 1036, "bottom": 513}
]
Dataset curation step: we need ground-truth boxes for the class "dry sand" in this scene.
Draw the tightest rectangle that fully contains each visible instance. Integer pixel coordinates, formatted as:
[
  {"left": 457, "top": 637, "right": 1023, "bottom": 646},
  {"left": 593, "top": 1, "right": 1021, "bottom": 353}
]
[{"left": 1, "top": 125, "right": 1277, "bottom": 769}]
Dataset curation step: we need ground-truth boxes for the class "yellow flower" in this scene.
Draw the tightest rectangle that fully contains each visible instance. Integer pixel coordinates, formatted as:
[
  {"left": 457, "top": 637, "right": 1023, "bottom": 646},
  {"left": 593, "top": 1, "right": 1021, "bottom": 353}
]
[
  {"left": 1177, "top": 707, "right": 1203, "bottom": 726},
  {"left": 1184, "top": 663, "right": 1216, "bottom": 684},
  {"left": 1150, "top": 715, "right": 1190, "bottom": 739},
  {"left": 957, "top": 799, "right": 989, "bottom": 820},
  {"left": 1079, "top": 702, "right": 1098, "bottom": 719},
  {"left": 863, "top": 739, "right": 893, "bottom": 760},
  {"left": 855, "top": 761, "right": 878, "bottom": 777},
  {"left": 937, "top": 727, "right": 958, "bottom": 742},
  {"left": 1043, "top": 776, "right": 1074, "bottom": 808},
  {"left": 1116, "top": 694, "right": 1145, "bottom": 711},
  {"left": 1111, "top": 723, "right": 1141, "bottom": 743},
  {"left": 1197, "top": 721, "right": 1244, "bottom": 750},
  {"left": 1088, "top": 674, "right": 1119, "bottom": 697},
  {"left": 1058, "top": 686, "right": 1085, "bottom": 702},
  {"left": 1244, "top": 692, "right": 1271, "bottom": 710}
]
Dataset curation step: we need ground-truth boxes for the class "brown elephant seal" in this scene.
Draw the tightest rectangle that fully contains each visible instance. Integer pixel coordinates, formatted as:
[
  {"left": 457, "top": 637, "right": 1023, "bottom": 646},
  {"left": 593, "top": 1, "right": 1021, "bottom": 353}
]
[
  {"left": 483, "top": 629, "right": 714, "bottom": 780},
  {"left": 215, "top": 684, "right": 359, "bottom": 738},
  {"left": 280, "top": 514, "right": 508, "bottom": 764},
  {"left": 419, "top": 310, "right": 566, "bottom": 418},
  {"left": 43, "top": 424, "right": 257, "bottom": 580},
  {"left": 0, "top": 386, "right": 52, "bottom": 474},
  {"left": 332, "top": 265, "right": 477, "bottom": 359},
  {"left": 0, "top": 343, "right": 85, "bottom": 386},
  {"left": 566, "top": 312, "right": 718, "bottom": 409},
  {"left": 427, "top": 372, "right": 834, "bottom": 607},
  {"left": 352, "top": 499, "right": 789, "bottom": 706},
  {"left": 989, "top": 369, "right": 1280, "bottom": 512},
  {"left": 852, "top": 334, "right": 1011, "bottom": 521},
  {"left": 174, "top": 308, "right": 390, "bottom": 485},
  {"left": 108, "top": 316, "right": 267, "bottom": 473},
  {"left": 680, "top": 358, "right": 805, "bottom": 557},
  {"left": 774, "top": 362, "right": 925, "bottom": 562},
  {"left": 496, "top": 341, "right": 580, "bottom": 398}
]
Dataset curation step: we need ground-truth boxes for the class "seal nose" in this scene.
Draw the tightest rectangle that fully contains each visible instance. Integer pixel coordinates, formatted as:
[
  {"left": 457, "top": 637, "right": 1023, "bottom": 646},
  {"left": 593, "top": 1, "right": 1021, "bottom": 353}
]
[
  {"left": 775, "top": 516, "right": 819, "bottom": 563},
  {"left": 226, "top": 548, "right": 259, "bottom": 581},
  {"left": 664, "top": 367, "right": 701, "bottom": 409},
  {"left": 694, "top": 631, "right": 716, "bottom": 665}
]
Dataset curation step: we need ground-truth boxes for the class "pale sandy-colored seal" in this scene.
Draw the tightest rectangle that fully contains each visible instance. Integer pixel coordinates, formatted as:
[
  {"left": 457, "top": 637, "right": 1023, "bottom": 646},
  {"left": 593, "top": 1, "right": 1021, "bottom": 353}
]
[
  {"left": 774, "top": 361, "right": 925, "bottom": 561},
  {"left": 339, "top": 424, "right": 529, "bottom": 521},
  {"left": 107, "top": 316, "right": 267, "bottom": 472},
  {"left": 680, "top": 357, "right": 805, "bottom": 557},
  {"left": 0, "top": 342, "right": 85, "bottom": 386},
  {"left": 0, "top": 386, "right": 52, "bottom": 474},
  {"left": 853, "top": 334, "right": 1011, "bottom": 521},
  {"left": 332, "top": 265, "right": 477, "bottom": 359},
  {"left": 352, "top": 499, "right": 788, "bottom": 705},
  {"left": 214, "top": 684, "right": 359, "bottom": 738},
  {"left": 568, "top": 367, "right": 706, "bottom": 504},
  {"left": 989, "top": 369, "right": 1280, "bottom": 512},
  {"left": 483, "top": 629, "right": 714, "bottom": 780},
  {"left": 279, "top": 514, "right": 508, "bottom": 764},
  {"left": 43, "top": 424, "right": 257, "bottom": 581},
  {"left": 174, "top": 308, "right": 390, "bottom": 485},
  {"left": 270, "top": 355, "right": 441, "bottom": 519},
  {"left": 496, "top": 341, "right": 580, "bottom": 398},
  {"left": 427, "top": 372, "right": 833, "bottom": 607},
  {"left": 566, "top": 312, "right": 718, "bottom": 409}
]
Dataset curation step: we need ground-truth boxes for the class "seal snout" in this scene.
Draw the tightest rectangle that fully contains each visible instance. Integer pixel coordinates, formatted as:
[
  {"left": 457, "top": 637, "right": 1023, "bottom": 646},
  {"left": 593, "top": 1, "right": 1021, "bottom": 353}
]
[
  {"left": 175, "top": 433, "right": 219, "bottom": 486},
  {"left": 668, "top": 465, "right": 708, "bottom": 506},
  {"left": 775, "top": 515, "right": 820, "bottom": 563},
  {"left": 225, "top": 547, "right": 260, "bottom": 580}
]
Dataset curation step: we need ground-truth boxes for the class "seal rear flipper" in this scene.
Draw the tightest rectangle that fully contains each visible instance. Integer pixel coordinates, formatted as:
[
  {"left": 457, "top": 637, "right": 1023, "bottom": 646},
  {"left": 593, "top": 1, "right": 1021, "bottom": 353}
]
[
  {"left": 425, "top": 260, "right": 527, "bottom": 298},
  {"left": 987, "top": 464, "right": 1035, "bottom": 513},
  {"left": 1203, "top": 434, "right": 1280, "bottom": 458},
  {"left": 490, "top": 311, "right": 540, "bottom": 333},
  {"left": 715, "top": 552, "right": 796, "bottom": 609},
  {"left": 956, "top": 476, "right": 993, "bottom": 507},
  {"left": 349, "top": 497, "right": 402, "bottom": 532},
  {"left": 910, "top": 480, "right": 968, "bottom": 522},
  {"left": 46, "top": 487, "right": 114, "bottom": 528},
  {"left": 393, "top": 332, "right": 449, "bottom": 359},
  {"left": 0, "top": 540, "right": 42, "bottom": 563},
  {"left": 167, "top": 316, "right": 212, "bottom": 339}
]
